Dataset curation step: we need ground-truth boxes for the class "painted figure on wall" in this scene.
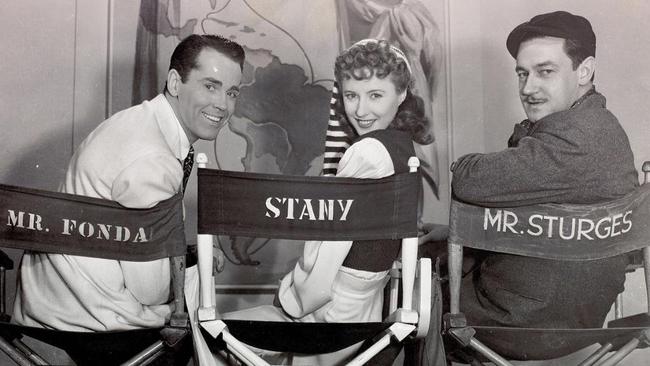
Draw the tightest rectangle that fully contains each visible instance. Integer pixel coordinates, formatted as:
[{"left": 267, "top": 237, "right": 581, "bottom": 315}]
[{"left": 327, "top": 0, "right": 441, "bottom": 184}]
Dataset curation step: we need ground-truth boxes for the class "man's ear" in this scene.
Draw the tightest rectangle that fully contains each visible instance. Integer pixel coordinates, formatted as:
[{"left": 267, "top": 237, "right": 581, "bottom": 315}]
[
  {"left": 577, "top": 56, "right": 595, "bottom": 85},
  {"left": 167, "top": 69, "right": 181, "bottom": 97}
]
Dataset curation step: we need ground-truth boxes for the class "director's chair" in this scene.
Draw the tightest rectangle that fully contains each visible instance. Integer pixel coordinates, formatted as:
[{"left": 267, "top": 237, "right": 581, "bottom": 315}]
[
  {"left": 193, "top": 153, "right": 432, "bottom": 365},
  {"left": 444, "top": 161, "right": 650, "bottom": 366},
  {"left": 0, "top": 184, "right": 190, "bottom": 366}
]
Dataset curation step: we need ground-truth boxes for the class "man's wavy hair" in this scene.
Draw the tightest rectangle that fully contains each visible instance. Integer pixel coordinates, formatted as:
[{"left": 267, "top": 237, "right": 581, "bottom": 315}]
[
  {"left": 164, "top": 34, "right": 245, "bottom": 94},
  {"left": 333, "top": 39, "right": 433, "bottom": 145}
]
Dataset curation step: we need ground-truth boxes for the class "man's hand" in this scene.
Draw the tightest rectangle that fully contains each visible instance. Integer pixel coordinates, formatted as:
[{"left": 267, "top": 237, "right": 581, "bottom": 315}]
[
  {"left": 418, "top": 222, "right": 449, "bottom": 245},
  {"left": 213, "top": 240, "right": 225, "bottom": 274}
]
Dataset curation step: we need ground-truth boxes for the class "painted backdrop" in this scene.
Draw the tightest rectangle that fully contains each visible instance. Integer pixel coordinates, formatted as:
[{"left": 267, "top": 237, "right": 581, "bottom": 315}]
[{"left": 124, "top": 0, "right": 443, "bottom": 302}]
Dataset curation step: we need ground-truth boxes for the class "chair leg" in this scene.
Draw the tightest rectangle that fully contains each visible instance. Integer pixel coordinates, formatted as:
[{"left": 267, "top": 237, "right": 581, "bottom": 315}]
[
  {"left": 347, "top": 333, "right": 393, "bottom": 366},
  {"left": 577, "top": 343, "right": 613, "bottom": 366},
  {"left": 9, "top": 340, "right": 48, "bottom": 366},
  {"left": 466, "top": 337, "right": 513, "bottom": 366},
  {"left": 1, "top": 268, "right": 6, "bottom": 319},
  {"left": 614, "top": 293, "right": 623, "bottom": 319},
  {"left": 220, "top": 329, "right": 269, "bottom": 366},
  {"left": 643, "top": 247, "right": 650, "bottom": 317},
  {"left": 120, "top": 340, "right": 165, "bottom": 366},
  {"left": 592, "top": 337, "right": 640, "bottom": 366},
  {"left": 348, "top": 323, "right": 415, "bottom": 366},
  {"left": 0, "top": 337, "right": 36, "bottom": 366}
]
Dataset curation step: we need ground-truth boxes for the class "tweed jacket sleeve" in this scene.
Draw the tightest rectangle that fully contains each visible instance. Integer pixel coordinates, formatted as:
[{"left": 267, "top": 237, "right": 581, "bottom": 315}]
[{"left": 450, "top": 93, "right": 637, "bottom": 207}]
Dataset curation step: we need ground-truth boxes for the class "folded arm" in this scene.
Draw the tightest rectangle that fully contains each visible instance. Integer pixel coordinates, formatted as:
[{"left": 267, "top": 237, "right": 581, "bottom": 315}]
[
  {"left": 112, "top": 154, "right": 182, "bottom": 305},
  {"left": 451, "top": 124, "right": 591, "bottom": 207}
]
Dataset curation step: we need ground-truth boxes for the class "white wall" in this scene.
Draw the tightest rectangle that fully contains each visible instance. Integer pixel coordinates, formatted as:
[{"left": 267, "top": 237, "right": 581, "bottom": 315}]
[
  {"left": 447, "top": 1, "right": 650, "bottom": 167},
  {"left": 0, "top": 1, "right": 112, "bottom": 363},
  {"left": 0, "top": 1, "right": 75, "bottom": 190}
]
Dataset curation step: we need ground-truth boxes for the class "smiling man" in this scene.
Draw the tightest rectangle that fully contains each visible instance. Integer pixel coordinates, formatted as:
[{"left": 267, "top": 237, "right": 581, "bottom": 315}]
[
  {"left": 14, "top": 35, "right": 244, "bottom": 336},
  {"left": 446, "top": 10, "right": 638, "bottom": 358},
  {"left": 166, "top": 37, "right": 242, "bottom": 143}
]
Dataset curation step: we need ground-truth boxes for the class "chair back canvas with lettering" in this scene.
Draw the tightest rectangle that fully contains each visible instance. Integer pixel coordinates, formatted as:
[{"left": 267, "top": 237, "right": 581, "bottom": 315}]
[
  {"left": 193, "top": 155, "right": 432, "bottom": 366},
  {"left": 0, "top": 184, "right": 189, "bottom": 366},
  {"left": 445, "top": 162, "right": 650, "bottom": 366}
]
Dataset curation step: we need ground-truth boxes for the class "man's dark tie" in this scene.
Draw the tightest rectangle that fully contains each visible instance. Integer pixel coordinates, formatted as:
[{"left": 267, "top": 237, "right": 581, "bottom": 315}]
[{"left": 182, "top": 146, "right": 194, "bottom": 194}]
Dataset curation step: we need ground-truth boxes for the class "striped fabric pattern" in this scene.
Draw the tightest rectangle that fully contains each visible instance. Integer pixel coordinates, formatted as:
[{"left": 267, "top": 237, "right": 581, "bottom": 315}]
[{"left": 322, "top": 83, "right": 353, "bottom": 176}]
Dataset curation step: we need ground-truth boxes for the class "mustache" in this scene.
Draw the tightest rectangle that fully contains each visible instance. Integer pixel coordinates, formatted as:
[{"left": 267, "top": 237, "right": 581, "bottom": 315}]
[{"left": 522, "top": 97, "right": 546, "bottom": 104}]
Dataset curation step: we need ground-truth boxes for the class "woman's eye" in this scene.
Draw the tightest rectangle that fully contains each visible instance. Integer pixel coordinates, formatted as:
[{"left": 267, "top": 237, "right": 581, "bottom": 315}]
[
  {"left": 206, "top": 84, "right": 216, "bottom": 91},
  {"left": 227, "top": 90, "right": 240, "bottom": 99}
]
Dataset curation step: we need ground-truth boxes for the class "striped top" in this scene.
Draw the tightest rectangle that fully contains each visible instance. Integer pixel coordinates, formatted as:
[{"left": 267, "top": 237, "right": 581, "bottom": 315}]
[{"left": 322, "top": 83, "right": 353, "bottom": 176}]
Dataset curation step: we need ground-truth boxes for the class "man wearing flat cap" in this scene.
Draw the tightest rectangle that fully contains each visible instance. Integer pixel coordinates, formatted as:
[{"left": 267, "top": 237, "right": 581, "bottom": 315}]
[{"left": 446, "top": 10, "right": 638, "bottom": 359}]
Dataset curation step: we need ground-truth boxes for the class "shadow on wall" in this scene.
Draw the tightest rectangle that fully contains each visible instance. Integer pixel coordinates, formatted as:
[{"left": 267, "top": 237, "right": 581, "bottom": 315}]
[
  {"left": 3, "top": 128, "right": 72, "bottom": 320},
  {"left": 0, "top": 130, "right": 84, "bottom": 364},
  {"left": 4, "top": 131, "right": 70, "bottom": 191}
]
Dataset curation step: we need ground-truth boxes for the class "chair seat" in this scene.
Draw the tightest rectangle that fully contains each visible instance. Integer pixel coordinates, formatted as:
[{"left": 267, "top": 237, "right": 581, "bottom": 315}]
[
  {"left": 211, "top": 320, "right": 392, "bottom": 354},
  {"left": 0, "top": 321, "right": 168, "bottom": 365},
  {"left": 194, "top": 160, "right": 425, "bottom": 364},
  {"left": 446, "top": 167, "right": 650, "bottom": 364}
]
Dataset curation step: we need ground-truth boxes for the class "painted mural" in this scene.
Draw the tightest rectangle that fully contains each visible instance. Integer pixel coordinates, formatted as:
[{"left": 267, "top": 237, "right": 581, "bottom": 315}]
[{"left": 132, "top": 0, "right": 442, "bottom": 286}]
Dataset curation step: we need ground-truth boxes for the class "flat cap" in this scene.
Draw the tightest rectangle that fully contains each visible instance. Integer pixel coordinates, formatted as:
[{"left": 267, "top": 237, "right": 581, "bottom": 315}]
[{"left": 506, "top": 10, "right": 595, "bottom": 58}]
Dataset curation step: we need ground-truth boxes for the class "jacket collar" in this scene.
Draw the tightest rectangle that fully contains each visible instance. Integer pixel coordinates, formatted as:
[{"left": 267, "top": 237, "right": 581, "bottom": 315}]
[
  {"left": 570, "top": 85, "right": 603, "bottom": 110},
  {"left": 509, "top": 86, "right": 605, "bottom": 146}
]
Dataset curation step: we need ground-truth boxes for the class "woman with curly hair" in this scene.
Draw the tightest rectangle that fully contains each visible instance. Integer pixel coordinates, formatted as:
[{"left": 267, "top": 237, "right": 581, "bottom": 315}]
[
  {"left": 332, "top": 39, "right": 431, "bottom": 146},
  {"left": 220, "top": 39, "right": 432, "bottom": 365}
]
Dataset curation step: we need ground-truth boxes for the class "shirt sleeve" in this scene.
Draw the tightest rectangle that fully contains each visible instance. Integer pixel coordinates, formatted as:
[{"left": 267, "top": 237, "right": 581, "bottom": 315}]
[
  {"left": 336, "top": 137, "right": 395, "bottom": 178},
  {"left": 111, "top": 153, "right": 183, "bottom": 208},
  {"left": 111, "top": 153, "right": 181, "bottom": 305},
  {"left": 278, "top": 137, "right": 394, "bottom": 318}
]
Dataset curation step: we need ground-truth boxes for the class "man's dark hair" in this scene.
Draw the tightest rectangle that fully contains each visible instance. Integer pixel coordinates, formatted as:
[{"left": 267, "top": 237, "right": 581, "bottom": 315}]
[
  {"left": 563, "top": 37, "right": 592, "bottom": 70},
  {"left": 165, "top": 34, "right": 245, "bottom": 93},
  {"left": 521, "top": 32, "right": 595, "bottom": 81}
]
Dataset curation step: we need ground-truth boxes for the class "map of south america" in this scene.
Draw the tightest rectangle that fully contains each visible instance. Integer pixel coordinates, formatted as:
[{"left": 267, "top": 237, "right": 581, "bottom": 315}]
[
  {"left": 146, "top": 0, "right": 338, "bottom": 267},
  {"left": 227, "top": 48, "right": 330, "bottom": 175}
]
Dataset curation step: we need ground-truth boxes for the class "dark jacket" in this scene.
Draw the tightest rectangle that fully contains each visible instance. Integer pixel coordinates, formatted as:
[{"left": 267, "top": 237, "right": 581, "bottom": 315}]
[
  {"left": 452, "top": 89, "right": 637, "bottom": 207},
  {"left": 450, "top": 89, "right": 638, "bottom": 333},
  {"left": 342, "top": 129, "right": 415, "bottom": 272}
]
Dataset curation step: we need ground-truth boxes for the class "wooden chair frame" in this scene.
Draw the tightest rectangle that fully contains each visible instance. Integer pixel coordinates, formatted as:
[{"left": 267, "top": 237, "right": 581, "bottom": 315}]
[
  {"left": 0, "top": 186, "right": 190, "bottom": 366},
  {"left": 193, "top": 153, "right": 431, "bottom": 366},
  {"left": 445, "top": 162, "right": 650, "bottom": 366}
]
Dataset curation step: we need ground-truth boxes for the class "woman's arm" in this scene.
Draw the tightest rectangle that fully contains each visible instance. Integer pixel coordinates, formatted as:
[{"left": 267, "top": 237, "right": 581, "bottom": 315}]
[{"left": 277, "top": 138, "right": 395, "bottom": 317}]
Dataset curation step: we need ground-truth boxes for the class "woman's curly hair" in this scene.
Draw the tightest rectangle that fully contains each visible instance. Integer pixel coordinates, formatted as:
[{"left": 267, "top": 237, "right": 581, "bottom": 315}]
[{"left": 333, "top": 39, "right": 433, "bottom": 145}]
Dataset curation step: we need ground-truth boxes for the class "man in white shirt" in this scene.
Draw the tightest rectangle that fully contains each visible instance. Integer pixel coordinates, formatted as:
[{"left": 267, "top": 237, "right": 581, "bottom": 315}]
[{"left": 14, "top": 34, "right": 244, "bottom": 332}]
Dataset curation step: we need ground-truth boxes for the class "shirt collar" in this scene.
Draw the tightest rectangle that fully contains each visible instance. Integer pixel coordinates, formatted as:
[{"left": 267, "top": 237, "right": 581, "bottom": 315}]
[{"left": 152, "top": 94, "right": 192, "bottom": 161}]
